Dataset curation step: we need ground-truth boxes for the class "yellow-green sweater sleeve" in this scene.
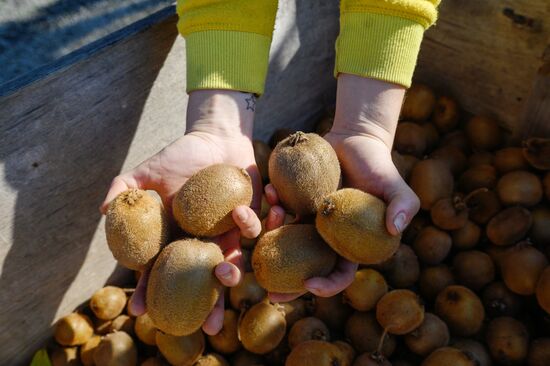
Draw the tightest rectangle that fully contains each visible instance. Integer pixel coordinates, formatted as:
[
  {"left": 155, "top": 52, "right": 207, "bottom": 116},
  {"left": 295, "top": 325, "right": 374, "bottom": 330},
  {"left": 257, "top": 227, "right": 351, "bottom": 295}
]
[
  {"left": 337, "top": 0, "right": 440, "bottom": 88},
  {"left": 176, "top": 0, "right": 278, "bottom": 95}
]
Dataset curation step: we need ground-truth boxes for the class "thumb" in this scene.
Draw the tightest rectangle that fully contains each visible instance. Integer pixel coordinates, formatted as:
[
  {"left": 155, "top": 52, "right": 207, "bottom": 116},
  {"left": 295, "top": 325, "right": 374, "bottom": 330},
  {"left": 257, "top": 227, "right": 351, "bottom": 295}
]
[
  {"left": 99, "top": 174, "right": 147, "bottom": 214},
  {"left": 384, "top": 170, "right": 420, "bottom": 236}
]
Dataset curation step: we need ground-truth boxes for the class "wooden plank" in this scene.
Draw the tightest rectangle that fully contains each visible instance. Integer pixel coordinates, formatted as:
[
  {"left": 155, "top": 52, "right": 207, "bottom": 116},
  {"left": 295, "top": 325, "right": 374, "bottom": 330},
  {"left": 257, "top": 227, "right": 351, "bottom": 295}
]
[{"left": 522, "top": 45, "right": 550, "bottom": 138}]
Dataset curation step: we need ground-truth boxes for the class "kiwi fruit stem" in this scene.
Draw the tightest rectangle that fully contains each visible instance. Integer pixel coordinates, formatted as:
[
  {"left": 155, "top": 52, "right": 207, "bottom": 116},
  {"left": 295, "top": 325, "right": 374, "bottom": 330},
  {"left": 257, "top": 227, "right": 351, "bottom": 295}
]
[{"left": 287, "top": 132, "right": 309, "bottom": 146}]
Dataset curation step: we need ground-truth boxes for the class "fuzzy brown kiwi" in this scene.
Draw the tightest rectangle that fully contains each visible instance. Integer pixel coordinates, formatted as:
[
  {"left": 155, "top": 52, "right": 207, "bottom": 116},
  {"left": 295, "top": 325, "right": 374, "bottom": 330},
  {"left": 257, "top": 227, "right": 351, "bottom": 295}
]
[
  {"left": 545, "top": 173, "right": 550, "bottom": 200},
  {"left": 239, "top": 301, "right": 286, "bottom": 354},
  {"left": 459, "top": 164, "right": 498, "bottom": 193},
  {"left": 402, "top": 215, "right": 429, "bottom": 245},
  {"left": 93, "top": 331, "right": 138, "bottom": 366},
  {"left": 229, "top": 272, "right": 266, "bottom": 310},
  {"left": 410, "top": 159, "right": 454, "bottom": 210},
  {"left": 441, "top": 130, "right": 470, "bottom": 153},
  {"left": 531, "top": 208, "right": 550, "bottom": 246},
  {"left": 430, "top": 195, "right": 468, "bottom": 230},
  {"left": 208, "top": 309, "right": 241, "bottom": 354},
  {"left": 420, "top": 122, "right": 440, "bottom": 152},
  {"left": 147, "top": 239, "right": 224, "bottom": 336},
  {"left": 51, "top": 347, "right": 80, "bottom": 366},
  {"left": 155, "top": 330, "right": 204, "bottom": 366},
  {"left": 253, "top": 140, "right": 272, "bottom": 183},
  {"left": 394, "top": 122, "right": 428, "bottom": 157},
  {"left": 465, "top": 115, "right": 502, "bottom": 151},
  {"left": 433, "top": 95, "right": 460, "bottom": 132},
  {"left": 316, "top": 189, "right": 400, "bottom": 264},
  {"left": 141, "top": 357, "right": 168, "bottom": 366},
  {"left": 94, "top": 318, "right": 112, "bottom": 335},
  {"left": 280, "top": 298, "right": 310, "bottom": 327},
  {"left": 376, "top": 289, "right": 424, "bottom": 335},
  {"left": 451, "top": 339, "right": 492, "bottom": 366},
  {"left": 404, "top": 313, "right": 449, "bottom": 356},
  {"left": 172, "top": 164, "right": 253, "bottom": 237},
  {"left": 527, "top": 338, "right": 550, "bottom": 366},
  {"left": 523, "top": 137, "right": 550, "bottom": 170},
  {"left": 392, "top": 150, "right": 419, "bottom": 181},
  {"left": 377, "top": 244, "right": 420, "bottom": 288},
  {"left": 494, "top": 147, "right": 528, "bottom": 173},
  {"left": 482, "top": 281, "right": 522, "bottom": 318},
  {"left": 269, "top": 132, "right": 340, "bottom": 216},
  {"left": 288, "top": 317, "right": 330, "bottom": 349},
  {"left": 252, "top": 224, "right": 337, "bottom": 293},
  {"left": 195, "top": 354, "right": 230, "bottom": 366},
  {"left": 134, "top": 313, "right": 156, "bottom": 346},
  {"left": 352, "top": 353, "right": 391, "bottom": 366},
  {"left": 486, "top": 206, "right": 532, "bottom": 246},
  {"left": 316, "top": 116, "right": 334, "bottom": 137},
  {"left": 466, "top": 189, "right": 501, "bottom": 225},
  {"left": 497, "top": 170, "right": 543, "bottom": 207},
  {"left": 421, "top": 347, "right": 477, "bottom": 366},
  {"left": 419, "top": 265, "right": 455, "bottom": 302},
  {"left": 90, "top": 286, "right": 127, "bottom": 320},
  {"left": 345, "top": 312, "right": 396, "bottom": 357},
  {"left": 343, "top": 269, "right": 388, "bottom": 312},
  {"left": 501, "top": 244, "right": 548, "bottom": 295},
  {"left": 486, "top": 317, "right": 529, "bottom": 365},
  {"left": 334, "top": 341, "right": 356, "bottom": 366},
  {"left": 109, "top": 315, "right": 134, "bottom": 336},
  {"left": 231, "top": 350, "right": 264, "bottom": 366},
  {"left": 536, "top": 266, "right": 550, "bottom": 314},
  {"left": 313, "top": 294, "right": 353, "bottom": 332},
  {"left": 269, "top": 128, "right": 295, "bottom": 148},
  {"left": 105, "top": 189, "right": 169, "bottom": 271},
  {"left": 435, "top": 285, "right": 485, "bottom": 336},
  {"left": 430, "top": 146, "right": 467, "bottom": 176},
  {"left": 264, "top": 339, "right": 291, "bottom": 366},
  {"left": 54, "top": 313, "right": 94, "bottom": 346},
  {"left": 452, "top": 250, "right": 495, "bottom": 291},
  {"left": 286, "top": 340, "right": 346, "bottom": 366},
  {"left": 400, "top": 84, "right": 436, "bottom": 121},
  {"left": 413, "top": 226, "right": 452, "bottom": 265},
  {"left": 468, "top": 151, "right": 494, "bottom": 167},
  {"left": 451, "top": 220, "right": 481, "bottom": 250},
  {"left": 80, "top": 335, "right": 101, "bottom": 366}
]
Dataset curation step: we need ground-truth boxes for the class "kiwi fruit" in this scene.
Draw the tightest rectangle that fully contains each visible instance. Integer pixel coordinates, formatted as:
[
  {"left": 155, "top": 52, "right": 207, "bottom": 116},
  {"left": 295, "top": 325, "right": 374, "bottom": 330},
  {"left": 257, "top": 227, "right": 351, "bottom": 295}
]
[
  {"left": 334, "top": 341, "right": 356, "bottom": 366},
  {"left": 172, "top": 164, "right": 253, "bottom": 237},
  {"left": 528, "top": 338, "right": 550, "bottom": 366},
  {"left": 413, "top": 226, "right": 452, "bottom": 265},
  {"left": 288, "top": 317, "right": 330, "bottom": 349},
  {"left": 497, "top": 170, "right": 543, "bottom": 207},
  {"left": 343, "top": 269, "right": 388, "bottom": 312},
  {"left": 485, "top": 244, "right": 512, "bottom": 270},
  {"left": 536, "top": 266, "right": 550, "bottom": 314},
  {"left": 421, "top": 347, "right": 477, "bottom": 366},
  {"left": 110, "top": 315, "right": 134, "bottom": 336},
  {"left": 352, "top": 353, "right": 391, "bottom": 366},
  {"left": 531, "top": 208, "right": 550, "bottom": 246},
  {"left": 229, "top": 272, "right": 266, "bottom": 310},
  {"left": 410, "top": 159, "right": 454, "bottom": 210},
  {"left": 270, "top": 128, "right": 295, "bottom": 148},
  {"left": 433, "top": 95, "right": 460, "bottom": 132},
  {"left": 141, "top": 357, "right": 168, "bottom": 366},
  {"left": 105, "top": 189, "right": 169, "bottom": 270},
  {"left": 451, "top": 220, "right": 481, "bottom": 250},
  {"left": 252, "top": 224, "right": 337, "bottom": 293},
  {"left": 147, "top": 239, "right": 224, "bottom": 336},
  {"left": 494, "top": 147, "right": 528, "bottom": 173},
  {"left": 435, "top": 285, "right": 485, "bottom": 336},
  {"left": 195, "top": 354, "right": 230, "bottom": 366},
  {"left": 264, "top": 338, "right": 291, "bottom": 366},
  {"left": 420, "top": 122, "right": 440, "bottom": 151},
  {"left": 465, "top": 115, "right": 501, "bottom": 151},
  {"left": 280, "top": 298, "right": 310, "bottom": 327},
  {"left": 90, "top": 286, "right": 127, "bottom": 320},
  {"left": 50, "top": 347, "right": 80, "bottom": 366},
  {"left": 316, "top": 188, "right": 400, "bottom": 264},
  {"left": 54, "top": 313, "right": 94, "bottom": 346},
  {"left": 430, "top": 146, "right": 467, "bottom": 176},
  {"left": 486, "top": 206, "right": 532, "bottom": 246},
  {"left": 231, "top": 350, "right": 264, "bottom": 366},
  {"left": 402, "top": 215, "right": 429, "bottom": 245},
  {"left": 156, "top": 330, "right": 204, "bottom": 366},
  {"left": 430, "top": 196, "right": 468, "bottom": 230},
  {"left": 376, "top": 289, "right": 424, "bottom": 335},
  {"left": 486, "top": 317, "right": 529, "bottom": 365},
  {"left": 469, "top": 151, "right": 494, "bottom": 167},
  {"left": 452, "top": 250, "right": 495, "bottom": 291},
  {"left": 316, "top": 116, "right": 334, "bottom": 137},
  {"left": 394, "top": 122, "right": 427, "bottom": 157},
  {"left": 451, "top": 339, "right": 492, "bottom": 366},
  {"left": 377, "top": 244, "right": 420, "bottom": 288},
  {"left": 239, "top": 301, "right": 286, "bottom": 354},
  {"left": 253, "top": 140, "right": 272, "bottom": 183},
  {"left": 501, "top": 244, "right": 548, "bottom": 295},
  {"left": 94, "top": 318, "right": 112, "bottom": 335},
  {"left": 419, "top": 265, "right": 455, "bottom": 301},
  {"left": 404, "top": 313, "right": 449, "bottom": 356},
  {"left": 441, "top": 130, "right": 470, "bottom": 153},
  {"left": 345, "top": 312, "right": 396, "bottom": 357},
  {"left": 482, "top": 281, "right": 521, "bottom": 318},
  {"left": 459, "top": 164, "right": 498, "bottom": 193},
  {"left": 208, "top": 309, "right": 241, "bottom": 354},
  {"left": 268, "top": 132, "right": 340, "bottom": 216},
  {"left": 93, "top": 331, "right": 138, "bottom": 366},
  {"left": 545, "top": 172, "right": 550, "bottom": 200},
  {"left": 313, "top": 294, "right": 353, "bottom": 332},
  {"left": 286, "top": 340, "right": 346, "bottom": 366},
  {"left": 392, "top": 151, "right": 419, "bottom": 181},
  {"left": 466, "top": 189, "right": 501, "bottom": 224},
  {"left": 523, "top": 137, "right": 550, "bottom": 170},
  {"left": 80, "top": 335, "right": 101, "bottom": 366},
  {"left": 400, "top": 84, "right": 436, "bottom": 121},
  {"left": 134, "top": 313, "right": 156, "bottom": 346}
]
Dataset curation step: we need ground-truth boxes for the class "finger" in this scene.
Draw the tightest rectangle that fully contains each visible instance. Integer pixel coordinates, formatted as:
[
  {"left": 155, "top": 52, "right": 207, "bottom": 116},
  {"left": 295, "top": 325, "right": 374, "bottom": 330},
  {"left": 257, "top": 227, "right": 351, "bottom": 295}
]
[
  {"left": 202, "top": 291, "right": 225, "bottom": 335},
  {"left": 268, "top": 291, "right": 306, "bottom": 303},
  {"left": 215, "top": 261, "right": 242, "bottom": 287},
  {"left": 304, "top": 258, "right": 358, "bottom": 297},
  {"left": 384, "top": 174, "right": 421, "bottom": 236},
  {"left": 246, "top": 165, "right": 263, "bottom": 214},
  {"left": 100, "top": 174, "right": 144, "bottom": 214},
  {"left": 128, "top": 268, "right": 150, "bottom": 316},
  {"left": 233, "top": 205, "right": 262, "bottom": 239},
  {"left": 265, "top": 206, "right": 286, "bottom": 231},
  {"left": 264, "top": 184, "right": 279, "bottom": 206}
]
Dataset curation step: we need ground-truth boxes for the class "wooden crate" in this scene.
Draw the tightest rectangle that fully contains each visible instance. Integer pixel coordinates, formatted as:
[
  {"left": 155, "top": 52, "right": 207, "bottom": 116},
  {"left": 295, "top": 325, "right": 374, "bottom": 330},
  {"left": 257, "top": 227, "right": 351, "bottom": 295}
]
[{"left": 0, "top": 1, "right": 548, "bottom": 364}]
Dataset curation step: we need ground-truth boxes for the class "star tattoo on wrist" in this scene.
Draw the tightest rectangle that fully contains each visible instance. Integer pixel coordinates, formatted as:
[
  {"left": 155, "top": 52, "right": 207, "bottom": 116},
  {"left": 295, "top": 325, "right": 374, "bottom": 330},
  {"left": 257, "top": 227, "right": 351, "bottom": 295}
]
[{"left": 245, "top": 94, "right": 257, "bottom": 112}]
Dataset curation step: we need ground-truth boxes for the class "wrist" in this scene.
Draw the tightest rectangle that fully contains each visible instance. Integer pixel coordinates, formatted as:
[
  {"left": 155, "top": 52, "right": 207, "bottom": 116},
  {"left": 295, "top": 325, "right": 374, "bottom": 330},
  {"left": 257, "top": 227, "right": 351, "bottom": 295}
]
[{"left": 185, "top": 90, "right": 256, "bottom": 139}]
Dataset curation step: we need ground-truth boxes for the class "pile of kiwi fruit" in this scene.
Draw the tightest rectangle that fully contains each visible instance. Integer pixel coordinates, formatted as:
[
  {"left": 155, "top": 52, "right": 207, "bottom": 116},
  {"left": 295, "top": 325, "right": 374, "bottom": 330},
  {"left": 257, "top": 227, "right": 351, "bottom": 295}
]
[{"left": 36, "top": 83, "right": 550, "bottom": 365}]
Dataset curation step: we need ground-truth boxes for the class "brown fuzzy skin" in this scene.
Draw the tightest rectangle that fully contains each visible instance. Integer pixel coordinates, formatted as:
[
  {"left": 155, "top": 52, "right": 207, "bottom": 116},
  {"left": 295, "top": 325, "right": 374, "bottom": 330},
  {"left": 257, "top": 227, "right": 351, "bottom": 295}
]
[
  {"left": 376, "top": 289, "right": 425, "bottom": 335},
  {"left": 313, "top": 294, "right": 353, "bottom": 332},
  {"left": 435, "top": 285, "right": 485, "bottom": 336},
  {"left": 285, "top": 340, "right": 346, "bottom": 366},
  {"left": 208, "top": 309, "right": 241, "bottom": 354},
  {"left": 410, "top": 159, "right": 454, "bottom": 210},
  {"left": 253, "top": 140, "right": 272, "bottom": 183},
  {"left": 413, "top": 226, "right": 452, "bottom": 265},
  {"left": 195, "top": 353, "right": 230, "bottom": 366},
  {"left": 528, "top": 338, "right": 550, "bottom": 366},
  {"left": 451, "top": 339, "right": 492, "bottom": 366},
  {"left": 377, "top": 244, "right": 420, "bottom": 288},
  {"left": 269, "top": 132, "right": 341, "bottom": 216},
  {"left": 54, "top": 313, "right": 94, "bottom": 346},
  {"left": 155, "top": 330, "right": 205, "bottom": 366},
  {"left": 394, "top": 122, "right": 427, "bottom": 157},
  {"left": 545, "top": 173, "right": 550, "bottom": 201},
  {"left": 451, "top": 220, "right": 481, "bottom": 250},
  {"left": 501, "top": 245, "right": 548, "bottom": 296},
  {"left": 316, "top": 189, "right": 400, "bottom": 264},
  {"left": 452, "top": 250, "right": 495, "bottom": 291},
  {"left": 106, "top": 189, "right": 170, "bottom": 271},
  {"left": 93, "top": 331, "right": 138, "bottom": 366},
  {"left": 537, "top": 267, "right": 550, "bottom": 314},
  {"left": 239, "top": 301, "right": 286, "bottom": 355},
  {"left": 80, "top": 335, "right": 101, "bottom": 366},
  {"left": 345, "top": 312, "right": 396, "bottom": 357},
  {"left": 352, "top": 353, "right": 391, "bottom": 366},
  {"left": 441, "top": 130, "right": 470, "bottom": 153},
  {"left": 51, "top": 347, "right": 80, "bottom": 366},
  {"left": 531, "top": 208, "right": 550, "bottom": 246},
  {"left": 421, "top": 347, "right": 477, "bottom": 366},
  {"left": 405, "top": 313, "right": 450, "bottom": 356},
  {"left": 172, "top": 164, "right": 253, "bottom": 237},
  {"left": 469, "top": 151, "right": 494, "bottom": 167},
  {"left": 147, "top": 239, "right": 224, "bottom": 336},
  {"left": 494, "top": 147, "right": 528, "bottom": 173},
  {"left": 344, "top": 269, "right": 388, "bottom": 312},
  {"left": 134, "top": 313, "right": 157, "bottom": 346},
  {"left": 229, "top": 272, "right": 266, "bottom": 310},
  {"left": 430, "top": 196, "right": 468, "bottom": 230},
  {"left": 334, "top": 341, "right": 356, "bottom": 366},
  {"left": 467, "top": 189, "right": 501, "bottom": 224},
  {"left": 523, "top": 137, "right": 550, "bottom": 170},
  {"left": 141, "top": 357, "right": 168, "bottom": 366},
  {"left": 486, "top": 206, "right": 532, "bottom": 246},
  {"left": 281, "top": 298, "right": 310, "bottom": 327},
  {"left": 420, "top": 122, "right": 439, "bottom": 151},
  {"left": 400, "top": 84, "right": 436, "bottom": 121},
  {"left": 465, "top": 115, "right": 502, "bottom": 151},
  {"left": 459, "top": 164, "right": 498, "bottom": 193},
  {"left": 391, "top": 151, "right": 419, "bottom": 181},
  {"left": 252, "top": 225, "right": 337, "bottom": 293},
  {"left": 288, "top": 317, "right": 330, "bottom": 349},
  {"left": 419, "top": 265, "right": 455, "bottom": 302},
  {"left": 109, "top": 315, "right": 135, "bottom": 336},
  {"left": 430, "top": 146, "right": 467, "bottom": 176},
  {"left": 482, "top": 281, "right": 522, "bottom": 318},
  {"left": 90, "top": 286, "right": 127, "bottom": 320},
  {"left": 486, "top": 317, "right": 529, "bottom": 365},
  {"left": 231, "top": 350, "right": 264, "bottom": 366},
  {"left": 433, "top": 95, "right": 460, "bottom": 133},
  {"left": 496, "top": 170, "right": 543, "bottom": 207}
]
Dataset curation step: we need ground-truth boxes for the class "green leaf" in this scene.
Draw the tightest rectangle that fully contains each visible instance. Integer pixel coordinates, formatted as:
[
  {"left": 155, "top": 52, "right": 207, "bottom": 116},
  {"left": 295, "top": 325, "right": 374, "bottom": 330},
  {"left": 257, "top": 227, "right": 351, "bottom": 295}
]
[{"left": 29, "top": 349, "right": 52, "bottom": 366}]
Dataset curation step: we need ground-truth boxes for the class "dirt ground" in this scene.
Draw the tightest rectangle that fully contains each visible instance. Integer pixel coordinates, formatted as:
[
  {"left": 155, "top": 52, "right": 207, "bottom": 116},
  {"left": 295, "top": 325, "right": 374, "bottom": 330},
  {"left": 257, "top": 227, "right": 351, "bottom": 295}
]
[{"left": 0, "top": 0, "right": 173, "bottom": 86}]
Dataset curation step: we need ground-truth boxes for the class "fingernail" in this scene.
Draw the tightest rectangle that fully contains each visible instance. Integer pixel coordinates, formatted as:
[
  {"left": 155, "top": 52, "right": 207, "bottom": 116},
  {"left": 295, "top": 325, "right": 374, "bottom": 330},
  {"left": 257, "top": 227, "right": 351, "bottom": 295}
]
[
  {"left": 216, "top": 263, "right": 232, "bottom": 280},
  {"left": 236, "top": 207, "right": 248, "bottom": 222},
  {"left": 393, "top": 212, "right": 407, "bottom": 233}
]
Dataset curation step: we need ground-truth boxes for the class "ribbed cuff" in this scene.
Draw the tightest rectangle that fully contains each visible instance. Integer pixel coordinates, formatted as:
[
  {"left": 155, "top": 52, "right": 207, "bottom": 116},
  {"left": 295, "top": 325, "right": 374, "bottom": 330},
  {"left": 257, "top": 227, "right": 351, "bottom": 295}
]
[
  {"left": 185, "top": 31, "right": 272, "bottom": 95},
  {"left": 335, "top": 12, "right": 425, "bottom": 88}
]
